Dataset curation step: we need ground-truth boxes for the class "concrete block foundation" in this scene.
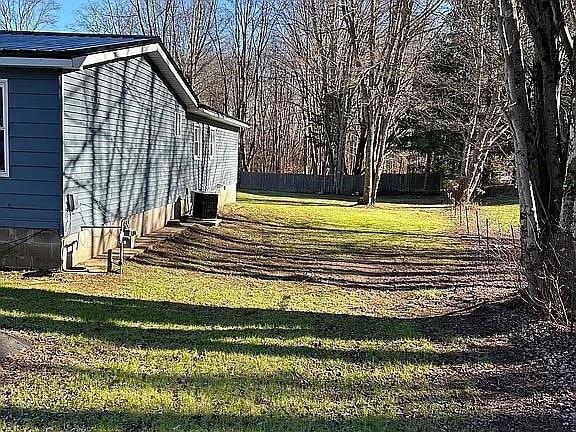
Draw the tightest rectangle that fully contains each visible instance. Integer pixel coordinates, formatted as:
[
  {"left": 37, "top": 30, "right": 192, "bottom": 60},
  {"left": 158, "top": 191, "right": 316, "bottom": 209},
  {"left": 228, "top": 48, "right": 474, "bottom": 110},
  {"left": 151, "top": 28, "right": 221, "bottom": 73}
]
[
  {"left": 63, "top": 183, "right": 237, "bottom": 268},
  {"left": 0, "top": 228, "right": 61, "bottom": 270},
  {"left": 62, "top": 201, "right": 180, "bottom": 269},
  {"left": 1, "top": 184, "right": 236, "bottom": 270}
]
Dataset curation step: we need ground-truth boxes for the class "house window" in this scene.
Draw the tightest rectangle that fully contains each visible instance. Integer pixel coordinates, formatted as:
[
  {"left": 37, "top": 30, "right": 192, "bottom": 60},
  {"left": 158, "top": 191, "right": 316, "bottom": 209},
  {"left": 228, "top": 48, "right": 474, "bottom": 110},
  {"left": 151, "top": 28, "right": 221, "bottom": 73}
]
[
  {"left": 193, "top": 125, "right": 202, "bottom": 160},
  {"left": 0, "top": 79, "right": 8, "bottom": 177},
  {"left": 209, "top": 128, "right": 217, "bottom": 159},
  {"left": 175, "top": 112, "right": 184, "bottom": 137}
]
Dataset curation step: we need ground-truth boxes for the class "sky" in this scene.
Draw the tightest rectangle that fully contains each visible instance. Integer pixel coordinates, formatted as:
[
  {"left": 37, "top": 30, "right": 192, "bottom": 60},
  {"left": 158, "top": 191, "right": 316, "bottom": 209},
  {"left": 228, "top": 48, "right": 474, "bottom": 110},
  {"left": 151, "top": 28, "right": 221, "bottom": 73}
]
[{"left": 55, "top": 0, "right": 82, "bottom": 31}]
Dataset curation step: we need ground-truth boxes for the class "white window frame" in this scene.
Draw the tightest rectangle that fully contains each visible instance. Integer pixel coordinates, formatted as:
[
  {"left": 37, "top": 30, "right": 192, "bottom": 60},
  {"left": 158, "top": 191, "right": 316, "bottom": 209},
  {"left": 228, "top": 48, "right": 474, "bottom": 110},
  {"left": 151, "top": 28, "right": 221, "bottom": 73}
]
[
  {"left": 175, "top": 112, "right": 183, "bottom": 137},
  {"left": 193, "top": 125, "right": 202, "bottom": 160},
  {"left": 0, "top": 79, "right": 8, "bottom": 178},
  {"left": 208, "top": 127, "right": 217, "bottom": 159}
]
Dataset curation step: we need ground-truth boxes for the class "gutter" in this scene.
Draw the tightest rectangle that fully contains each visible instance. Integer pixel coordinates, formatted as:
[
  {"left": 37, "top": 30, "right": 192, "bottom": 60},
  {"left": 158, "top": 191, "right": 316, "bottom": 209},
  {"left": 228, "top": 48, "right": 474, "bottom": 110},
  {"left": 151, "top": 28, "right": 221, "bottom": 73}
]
[{"left": 195, "top": 107, "right": 250, "bottom": 129}]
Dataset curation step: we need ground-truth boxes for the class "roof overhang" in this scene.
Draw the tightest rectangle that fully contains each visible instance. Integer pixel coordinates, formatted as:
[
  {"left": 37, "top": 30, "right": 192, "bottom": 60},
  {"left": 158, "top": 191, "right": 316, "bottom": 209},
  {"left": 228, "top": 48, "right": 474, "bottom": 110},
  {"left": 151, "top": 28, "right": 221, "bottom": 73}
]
[
  {"left": 196, "top": 106, "right": 250, "bottom": 129},
  {"left": 0, "top": 40, "right": 248, "bottom": 128},
  {"left": 0, "top": 56, "right": 76, "bottom": 68},
  {"left": 78, "top": 43, "right": 200, "bottom": 110}
]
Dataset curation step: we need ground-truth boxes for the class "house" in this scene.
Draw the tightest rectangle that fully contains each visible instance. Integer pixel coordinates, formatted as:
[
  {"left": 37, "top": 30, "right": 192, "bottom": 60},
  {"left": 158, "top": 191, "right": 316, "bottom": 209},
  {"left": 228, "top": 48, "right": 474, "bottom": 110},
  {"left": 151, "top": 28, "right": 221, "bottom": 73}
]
[{"left": 0, "top": 31, "right": 248, "bottom": 270}]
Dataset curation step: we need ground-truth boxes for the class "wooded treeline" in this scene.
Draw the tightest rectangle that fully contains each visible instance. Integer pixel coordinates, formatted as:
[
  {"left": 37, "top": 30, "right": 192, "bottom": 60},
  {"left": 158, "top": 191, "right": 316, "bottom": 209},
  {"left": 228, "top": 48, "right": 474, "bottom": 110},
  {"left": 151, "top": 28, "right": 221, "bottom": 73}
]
[
  {"left": 0, "top": 0, "right": 516, "bottom": 205},
  {"left": 0, "top": 0, "right": 500, "bottom": 204}
]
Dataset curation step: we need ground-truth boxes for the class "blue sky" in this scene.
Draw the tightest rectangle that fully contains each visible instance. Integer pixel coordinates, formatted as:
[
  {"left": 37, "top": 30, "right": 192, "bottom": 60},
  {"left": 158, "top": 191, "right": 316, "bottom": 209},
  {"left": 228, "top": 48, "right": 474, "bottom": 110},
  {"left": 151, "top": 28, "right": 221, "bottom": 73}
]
[{"left": 55, "top": 0, "right": 81, "bottom": 31}]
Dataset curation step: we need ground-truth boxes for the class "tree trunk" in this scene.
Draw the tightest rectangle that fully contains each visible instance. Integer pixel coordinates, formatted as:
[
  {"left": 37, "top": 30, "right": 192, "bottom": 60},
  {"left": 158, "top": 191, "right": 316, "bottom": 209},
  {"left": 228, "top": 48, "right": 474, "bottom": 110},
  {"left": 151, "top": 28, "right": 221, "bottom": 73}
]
[
  {"left": 360, "top": 120, "right": 375, "bottom": 205},
  {"left": 423, "top": 151, "right": 432, "bottom": 193},
  {"left": 495, "top": 0, "right": 576, "bottom": 322},
  {"left": 560, "top": 96, "right": 576, "bottom": 232},
  {"left": 354, "top": 118, "right": 367, "bottom": 175},
  {"left": 495, "top": 0, "right": 543, "bottom": 296}
]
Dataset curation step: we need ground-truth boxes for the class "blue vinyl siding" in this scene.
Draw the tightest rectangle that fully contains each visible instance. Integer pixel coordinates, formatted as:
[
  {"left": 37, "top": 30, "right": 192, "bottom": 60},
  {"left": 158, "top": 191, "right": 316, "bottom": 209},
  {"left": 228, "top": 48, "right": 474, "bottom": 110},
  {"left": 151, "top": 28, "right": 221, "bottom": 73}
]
[
  {"left": 208, "top": 128, "right": 239, "bottom": 191},
  {"left": 62, "top": 56, "right": 239, "bottom": 235},
  {"left": 0, "top": 69, "right": 63, "bottom": 230},
  {"left": 194, "top": 121, "right": 239, "bottom": 193}
]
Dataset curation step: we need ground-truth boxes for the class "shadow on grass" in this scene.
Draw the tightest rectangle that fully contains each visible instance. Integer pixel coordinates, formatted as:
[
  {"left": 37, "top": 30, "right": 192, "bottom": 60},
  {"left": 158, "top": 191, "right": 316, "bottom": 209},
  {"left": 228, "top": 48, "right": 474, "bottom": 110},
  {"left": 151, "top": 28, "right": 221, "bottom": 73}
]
[
  {"left": 0, "top": 407, "right": 567, "bottom": 432},
  {"left": 223, "top": 216, "right": 482, "bottom": 240},
  {"left": 0, "top": 287, "right": 518, "bottom": 365},
  {"left": 238, "top": 198, "right": 358, "bottom": 208},
  {"left": 0, "top": 288, "right": 570, "bottom": 432},
  {"left": 133, "top": 217, "right": 515, "bottom": 292},
  {"left": 239, "top": 190, "right": 448, "bottom": 206}
]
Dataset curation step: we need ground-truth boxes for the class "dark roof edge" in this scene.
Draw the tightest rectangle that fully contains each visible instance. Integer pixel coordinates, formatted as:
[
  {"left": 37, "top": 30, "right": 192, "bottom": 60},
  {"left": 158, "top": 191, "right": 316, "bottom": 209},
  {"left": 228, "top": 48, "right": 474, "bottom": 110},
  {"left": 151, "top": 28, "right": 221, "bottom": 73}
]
[
  {"left": 197, "top": 103, "right": 249, "bottom": 128},
  {"left": 0, "top": 29, "right": 157, "bottom": 40},
  {"left": 0, "top": 38, "right": 160, "bottom": 59},
  {"left": 0, "top": 31, "right": 245, "bottom": 127}
]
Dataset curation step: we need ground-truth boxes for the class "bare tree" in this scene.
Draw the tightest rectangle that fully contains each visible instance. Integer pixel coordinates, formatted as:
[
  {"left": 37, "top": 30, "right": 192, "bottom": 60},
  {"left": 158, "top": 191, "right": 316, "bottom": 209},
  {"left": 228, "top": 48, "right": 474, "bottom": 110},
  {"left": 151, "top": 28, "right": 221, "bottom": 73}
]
[
  {"left": 282, "top": 0, "right": 353, "bottom": 184},
  {"left": 341, "top": 0, "right": 444, "bottom": 205},
  {"left": 0, "top": 0, "right": 60, "bottom": 30},
  {"left": 75, "top": 0, "right": 216, "bottom": 95},
  {"left": 75, "top": 0, "right": 138, "bottom": 34},
  {"left": 219, "top": 0, "right": 276, "bottom": 171},
  {"left": 494, "top": 0, "right": 576, "bottom": 323},
  {"left": 420, "top": 0, "right": 509, "bottom": 204}
]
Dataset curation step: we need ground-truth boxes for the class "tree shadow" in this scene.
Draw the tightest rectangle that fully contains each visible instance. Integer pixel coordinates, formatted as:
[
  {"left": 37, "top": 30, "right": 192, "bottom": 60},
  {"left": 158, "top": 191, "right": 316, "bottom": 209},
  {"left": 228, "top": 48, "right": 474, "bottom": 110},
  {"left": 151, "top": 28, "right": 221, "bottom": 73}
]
[
  {"left": 239, "top": 190, "right": 448, "bottom": 206},
  {"left": 0, "top": 405, "right": 568, "bottom": 431},
  {"left": 0, "top": 288, "right": 571, "bottom": 431},
  {"left": 132, "top": 217, "right": 516, "bottom": 293},
  {"left": 0, "top": 287, "right": 520, "bottom": 364}
]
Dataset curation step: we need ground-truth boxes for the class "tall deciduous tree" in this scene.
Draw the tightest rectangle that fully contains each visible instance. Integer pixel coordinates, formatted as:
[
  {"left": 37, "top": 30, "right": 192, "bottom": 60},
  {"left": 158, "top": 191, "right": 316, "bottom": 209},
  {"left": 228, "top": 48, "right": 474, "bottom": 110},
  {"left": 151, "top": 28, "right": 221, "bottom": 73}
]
[
  {"left": 283, "top": 0, "right": 353, "bottom": 185},
  {"left": 74, "top": 0, "right": 451, "bottom": 184},
  {"left": 494, "top": 0, "right": 575, "bottom": 323},
  {"left": 224, "top": 0, "right": 276, "bottom": 171},
  {"left": 341, "top": 0, "right": 444, "bottom": 205},
  {"left": 0, "top": 0, "right": 60, "bottom": 30},
  {"left": 450, "top": 0, "right": 508, "bottom": 204},
  {"left": 415, "top": 0, "right": 509, "bottom": 204},
  {"left": 75, "top": 0, "right": 216, "bottom": 96}
]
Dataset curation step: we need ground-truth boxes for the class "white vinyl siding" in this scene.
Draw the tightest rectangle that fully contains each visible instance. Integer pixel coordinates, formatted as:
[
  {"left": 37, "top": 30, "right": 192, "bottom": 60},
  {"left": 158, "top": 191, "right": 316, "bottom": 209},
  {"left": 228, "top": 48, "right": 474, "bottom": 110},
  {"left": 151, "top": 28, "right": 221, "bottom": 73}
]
[{"left": 0, "top": 79, "right": 8, "bottom": 177}]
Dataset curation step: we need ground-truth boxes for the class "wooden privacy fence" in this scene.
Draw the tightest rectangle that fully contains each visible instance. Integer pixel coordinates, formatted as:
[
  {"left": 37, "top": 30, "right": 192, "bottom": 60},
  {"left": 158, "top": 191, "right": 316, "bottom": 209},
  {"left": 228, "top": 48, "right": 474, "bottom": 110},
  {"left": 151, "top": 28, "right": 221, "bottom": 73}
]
[{"left": 238, "top": 172, "right": 442, "bottom": 195}]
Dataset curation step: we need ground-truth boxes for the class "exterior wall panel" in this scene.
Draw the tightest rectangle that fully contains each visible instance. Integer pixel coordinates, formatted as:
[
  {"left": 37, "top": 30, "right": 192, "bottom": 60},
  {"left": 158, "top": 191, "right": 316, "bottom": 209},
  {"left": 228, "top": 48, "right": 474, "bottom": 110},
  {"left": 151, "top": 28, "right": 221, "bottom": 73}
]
[
  {"left": 0, "top": 68, "right": 62, "bottom": 231},
  {"left": 62, "top": 56, "right": 198, "bottom": 236},
  {"left": 203, "top": 127, "right": 239, "bottom": 194},
  {"left": 62, "top": 55, "right": 239, "bottom": 239}
]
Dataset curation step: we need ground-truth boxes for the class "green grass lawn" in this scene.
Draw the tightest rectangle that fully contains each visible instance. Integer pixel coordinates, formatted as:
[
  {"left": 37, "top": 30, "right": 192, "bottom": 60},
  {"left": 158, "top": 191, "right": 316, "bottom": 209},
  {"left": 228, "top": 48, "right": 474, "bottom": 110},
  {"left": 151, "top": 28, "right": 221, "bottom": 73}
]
[
  {"left": 479, "top": 195, "right": 520, "bottom": 228},
  {"left": 480, "top": 204, "right": 520, "bottom": 228},
  {"left": 235, "top": 192, "right": 451, "bottom": 233},
  {"left": 230, "top": 192, "right": 454, "bottom": 252},
  {"left": 0, "top": 193, "right": 500, "bottom": 431}
]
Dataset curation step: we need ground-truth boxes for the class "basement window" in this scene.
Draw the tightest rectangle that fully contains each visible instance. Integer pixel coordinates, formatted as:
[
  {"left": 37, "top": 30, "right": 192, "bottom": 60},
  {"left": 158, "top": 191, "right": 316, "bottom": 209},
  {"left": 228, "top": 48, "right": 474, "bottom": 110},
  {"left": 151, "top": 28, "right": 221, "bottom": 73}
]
[
  {"left": 0, "top": 79, "right": 8, "bottom": 177},
  {"left": 208, "top": 128, "right": 217, "bottom": 159},
  {"left": 193, "top": 125, "right": 202, "bottom": 160}
]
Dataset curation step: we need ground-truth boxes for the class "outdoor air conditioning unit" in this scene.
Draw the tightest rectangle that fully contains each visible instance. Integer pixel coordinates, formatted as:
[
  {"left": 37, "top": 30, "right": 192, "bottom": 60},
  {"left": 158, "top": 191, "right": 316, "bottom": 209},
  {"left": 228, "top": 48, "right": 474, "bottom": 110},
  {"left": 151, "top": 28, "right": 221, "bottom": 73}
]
[{"left": 192, "top": 192, "right": 219, "bottom": 220}]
